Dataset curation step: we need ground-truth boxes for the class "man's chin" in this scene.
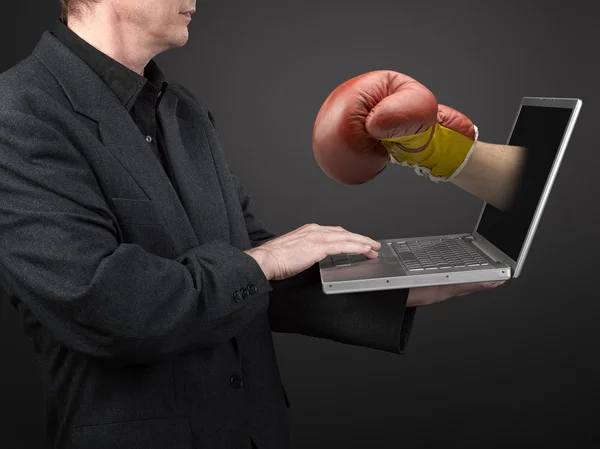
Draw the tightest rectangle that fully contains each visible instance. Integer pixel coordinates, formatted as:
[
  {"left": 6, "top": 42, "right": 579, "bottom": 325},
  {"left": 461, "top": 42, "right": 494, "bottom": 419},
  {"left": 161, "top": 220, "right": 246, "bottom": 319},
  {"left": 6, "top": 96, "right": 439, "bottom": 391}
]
[{"left": 167, "top": 31, "right": 190, "bottom": 49}]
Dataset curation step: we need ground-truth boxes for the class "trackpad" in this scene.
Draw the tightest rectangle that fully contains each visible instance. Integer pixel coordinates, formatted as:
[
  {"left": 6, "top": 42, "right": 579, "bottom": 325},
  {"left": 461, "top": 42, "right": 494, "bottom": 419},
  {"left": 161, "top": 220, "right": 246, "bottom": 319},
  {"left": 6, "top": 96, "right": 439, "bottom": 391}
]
[{"left": 348, "top": 253, "right": 383, "bottom": 263}]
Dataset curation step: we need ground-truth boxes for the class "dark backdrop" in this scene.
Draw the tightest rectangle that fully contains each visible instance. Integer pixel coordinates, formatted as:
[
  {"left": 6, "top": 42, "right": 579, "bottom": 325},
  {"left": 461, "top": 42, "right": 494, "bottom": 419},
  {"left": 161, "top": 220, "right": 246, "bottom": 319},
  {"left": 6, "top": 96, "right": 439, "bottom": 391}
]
[{"left": 1, "top": 1, "right": 598, "bottom": 448}]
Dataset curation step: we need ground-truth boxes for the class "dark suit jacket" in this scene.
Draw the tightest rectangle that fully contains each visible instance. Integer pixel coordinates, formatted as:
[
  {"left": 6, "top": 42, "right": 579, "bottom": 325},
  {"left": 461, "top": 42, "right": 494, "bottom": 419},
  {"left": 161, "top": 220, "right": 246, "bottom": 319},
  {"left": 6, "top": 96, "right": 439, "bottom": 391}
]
[{"left": 0, "top": 31, "right": 415, "bottom": 449}]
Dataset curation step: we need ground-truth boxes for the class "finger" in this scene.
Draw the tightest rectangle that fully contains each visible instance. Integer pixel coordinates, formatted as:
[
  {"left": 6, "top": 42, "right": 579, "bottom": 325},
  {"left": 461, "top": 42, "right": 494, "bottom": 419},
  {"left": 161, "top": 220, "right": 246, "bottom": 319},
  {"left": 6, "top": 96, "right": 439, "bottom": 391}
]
[
  {"left": 303, "top": 223, "right": 360, "bottom": 234},
  {"left": 302, "top": 225, "right": 381, "bottom": 250},
  {"left": 448, "top": 281, "right": 492, "bottom": 297},
  {"left": 299, "top": 223, "right": 321, "bottom": 231},
  {"left": 326, "top": 241, "right": 379, "bottom": 258},
  {"left": 316, "top": 229, "right": 380, "bottom": 248},
  {"left": 319, "top": 225, "right": 347, "bottom": 232},
  {"left": 268, "top": 223, "right": 335, "bottom": 245},
  {"left": 452, "top": 281, "right": 502, "bottom": 297}
]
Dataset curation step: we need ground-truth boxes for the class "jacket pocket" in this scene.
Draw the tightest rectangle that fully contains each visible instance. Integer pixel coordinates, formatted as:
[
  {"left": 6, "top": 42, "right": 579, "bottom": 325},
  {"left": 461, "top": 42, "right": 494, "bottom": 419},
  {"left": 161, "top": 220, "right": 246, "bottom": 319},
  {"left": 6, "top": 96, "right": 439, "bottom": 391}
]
[
  {"left": 69, "top": 417, "right": 193, "bottom": 449},
  {"left": 110, "top": 198, "right": 164, "bottom": 226}
]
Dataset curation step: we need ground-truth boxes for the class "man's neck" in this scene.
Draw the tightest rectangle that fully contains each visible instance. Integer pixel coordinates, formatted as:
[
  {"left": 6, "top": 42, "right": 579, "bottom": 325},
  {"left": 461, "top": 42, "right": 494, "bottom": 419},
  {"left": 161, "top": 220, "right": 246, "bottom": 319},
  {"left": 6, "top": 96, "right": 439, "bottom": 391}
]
[{"left": 67, "top": 11, "right": 157, "bottom": 76}]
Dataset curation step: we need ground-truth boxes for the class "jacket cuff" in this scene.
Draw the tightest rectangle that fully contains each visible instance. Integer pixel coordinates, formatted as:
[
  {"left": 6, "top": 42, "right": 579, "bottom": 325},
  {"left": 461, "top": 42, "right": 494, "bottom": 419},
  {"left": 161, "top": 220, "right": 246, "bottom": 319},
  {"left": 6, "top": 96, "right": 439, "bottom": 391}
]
[
  {"left": 268, "top": 263, "right": 417, "bottom": 354},
  {"left": 179, "top": 241, "right": 273, "bottom": 317}
]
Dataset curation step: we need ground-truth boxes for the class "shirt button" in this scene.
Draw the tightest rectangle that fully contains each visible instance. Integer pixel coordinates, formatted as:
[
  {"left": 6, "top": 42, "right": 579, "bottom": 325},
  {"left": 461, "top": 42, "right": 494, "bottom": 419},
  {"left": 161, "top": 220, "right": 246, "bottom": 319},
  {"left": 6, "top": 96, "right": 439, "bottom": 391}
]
[
  {"left": 248, "top": 284, "right": 257, "bottom": 295},
  {"left": 229, "top": 373, "right": 243, "bottom": 389},
  {"left": 146, "top": 135, "right": 153, "bottom": 143},
  {"left": 233, "top": 290, "right": 243, "bottom": 302},
  {"left": 241, "top": 287, "right": 249, "bottom": 299}
]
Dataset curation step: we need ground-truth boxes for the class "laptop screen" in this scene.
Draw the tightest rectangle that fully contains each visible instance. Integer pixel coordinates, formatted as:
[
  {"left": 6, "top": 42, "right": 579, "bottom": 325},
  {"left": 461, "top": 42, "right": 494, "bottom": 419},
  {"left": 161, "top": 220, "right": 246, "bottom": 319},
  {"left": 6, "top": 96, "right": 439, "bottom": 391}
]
[{"left": 475, "top": 104, "right": 575, "bottom": 261}]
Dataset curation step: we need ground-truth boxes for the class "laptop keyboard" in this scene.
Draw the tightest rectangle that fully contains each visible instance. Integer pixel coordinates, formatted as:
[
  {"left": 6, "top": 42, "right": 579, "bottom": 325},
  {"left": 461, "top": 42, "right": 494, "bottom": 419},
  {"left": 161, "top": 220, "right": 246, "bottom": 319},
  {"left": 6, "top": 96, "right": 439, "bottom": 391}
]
[{"left": 391, "top": 237, "right": 489, "bottom": 271}]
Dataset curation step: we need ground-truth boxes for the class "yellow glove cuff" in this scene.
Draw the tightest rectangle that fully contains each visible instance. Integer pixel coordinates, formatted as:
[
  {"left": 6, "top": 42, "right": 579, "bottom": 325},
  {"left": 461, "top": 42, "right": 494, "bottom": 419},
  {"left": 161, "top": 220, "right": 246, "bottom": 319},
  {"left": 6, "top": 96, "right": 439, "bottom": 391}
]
[{"left": 379, "top": 123, "right": 477, "bottom": 182}]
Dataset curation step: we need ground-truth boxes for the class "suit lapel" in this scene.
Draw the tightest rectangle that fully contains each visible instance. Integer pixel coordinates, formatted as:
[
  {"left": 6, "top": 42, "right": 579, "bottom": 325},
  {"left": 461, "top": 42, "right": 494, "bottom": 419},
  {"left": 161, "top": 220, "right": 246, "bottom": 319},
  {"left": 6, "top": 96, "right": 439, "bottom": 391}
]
[
  {"left": 97, "top": 86, "right": 174, "bottom": 201},
  {"left": 157, "top": 92, "right": 231, "bottom": 244},
  {"left": 97, "top": 84, "right": 203, "bottom": 246},
  {"left": 33, "top": 30, "right": 231, "bottom": 247}
]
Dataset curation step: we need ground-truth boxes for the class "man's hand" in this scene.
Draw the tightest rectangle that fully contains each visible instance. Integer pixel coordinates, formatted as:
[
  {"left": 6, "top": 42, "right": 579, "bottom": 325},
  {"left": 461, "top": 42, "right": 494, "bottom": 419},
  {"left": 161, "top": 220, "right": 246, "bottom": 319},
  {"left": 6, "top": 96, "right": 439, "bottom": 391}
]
[
  {"left": 245, "top": 225, "right": 504, "bottom": 302},
  {"left": 245, "top": 224, "right": 380, "bottom": 281},
  {"left": 407, "top": 280, "right": 505, "bottom": 307}
]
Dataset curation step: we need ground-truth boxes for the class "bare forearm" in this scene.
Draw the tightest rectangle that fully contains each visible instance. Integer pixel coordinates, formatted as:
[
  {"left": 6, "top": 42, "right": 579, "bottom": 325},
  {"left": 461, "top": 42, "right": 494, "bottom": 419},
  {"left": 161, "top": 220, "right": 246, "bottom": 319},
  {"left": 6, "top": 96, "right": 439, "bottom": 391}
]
[{"left": 451, "top": 141, "right": 527, "bottom": 211}]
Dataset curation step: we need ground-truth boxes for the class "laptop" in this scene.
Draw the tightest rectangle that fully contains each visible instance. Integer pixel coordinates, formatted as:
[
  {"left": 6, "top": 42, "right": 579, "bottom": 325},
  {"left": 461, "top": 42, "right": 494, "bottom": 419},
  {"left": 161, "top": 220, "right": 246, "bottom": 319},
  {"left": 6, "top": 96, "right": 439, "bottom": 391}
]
[{"left": 319, "top": 97, "right": 582, "bottom": 294}]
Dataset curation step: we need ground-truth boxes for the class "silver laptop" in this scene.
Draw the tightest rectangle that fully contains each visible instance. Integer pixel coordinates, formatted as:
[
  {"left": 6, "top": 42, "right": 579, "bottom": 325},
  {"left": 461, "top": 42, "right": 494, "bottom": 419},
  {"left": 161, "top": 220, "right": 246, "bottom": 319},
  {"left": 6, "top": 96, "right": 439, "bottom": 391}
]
[{"left": 319, "top": 97, "right": 582, "bottom": 294}]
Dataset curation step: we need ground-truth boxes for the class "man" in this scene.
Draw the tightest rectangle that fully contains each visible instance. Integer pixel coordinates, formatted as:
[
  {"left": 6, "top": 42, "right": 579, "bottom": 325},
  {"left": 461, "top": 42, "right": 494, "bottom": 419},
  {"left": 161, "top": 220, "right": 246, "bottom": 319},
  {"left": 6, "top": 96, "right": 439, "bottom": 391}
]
[{"left": 0, "top": 1, "right": 501, "bottom": 447}]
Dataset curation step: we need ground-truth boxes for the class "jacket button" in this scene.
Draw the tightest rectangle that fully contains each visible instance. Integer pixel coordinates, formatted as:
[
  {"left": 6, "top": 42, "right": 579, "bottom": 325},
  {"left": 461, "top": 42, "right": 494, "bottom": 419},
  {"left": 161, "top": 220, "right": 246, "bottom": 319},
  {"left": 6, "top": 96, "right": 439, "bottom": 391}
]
[
  {"left": 233, "top": 290, "right": 242, "bottom": 302},
  {"left": 248, "top": 284, "right": 257, "bottom": 294},
  {"left": 241, "top": 287, "right": 249, "bottom": 299},
  {"left": 230, "top": 373, "right": 243, "bottom": 389}
]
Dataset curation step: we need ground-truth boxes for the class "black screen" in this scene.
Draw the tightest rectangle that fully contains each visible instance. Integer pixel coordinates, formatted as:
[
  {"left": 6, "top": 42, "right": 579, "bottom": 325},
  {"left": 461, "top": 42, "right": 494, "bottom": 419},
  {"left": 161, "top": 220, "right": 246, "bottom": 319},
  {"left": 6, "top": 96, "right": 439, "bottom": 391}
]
[{"left": 476, "top": 105, "right": 574, "bottom": 261}]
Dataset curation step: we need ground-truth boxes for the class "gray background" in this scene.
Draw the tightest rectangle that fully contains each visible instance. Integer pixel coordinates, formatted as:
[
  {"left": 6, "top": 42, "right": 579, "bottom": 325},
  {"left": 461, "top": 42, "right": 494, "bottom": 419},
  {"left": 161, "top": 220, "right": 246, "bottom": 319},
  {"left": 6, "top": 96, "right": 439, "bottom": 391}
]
[{"left": 1, "top": 0, "right": 599, "bottom": 447}]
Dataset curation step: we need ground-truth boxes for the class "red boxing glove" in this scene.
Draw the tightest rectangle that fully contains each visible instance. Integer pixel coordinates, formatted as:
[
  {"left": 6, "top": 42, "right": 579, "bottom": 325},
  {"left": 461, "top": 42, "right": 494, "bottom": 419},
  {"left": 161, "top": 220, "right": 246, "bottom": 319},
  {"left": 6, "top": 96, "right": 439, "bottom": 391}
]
[{"left": 312, "top": 70, "right": 478, "bottom": 185}]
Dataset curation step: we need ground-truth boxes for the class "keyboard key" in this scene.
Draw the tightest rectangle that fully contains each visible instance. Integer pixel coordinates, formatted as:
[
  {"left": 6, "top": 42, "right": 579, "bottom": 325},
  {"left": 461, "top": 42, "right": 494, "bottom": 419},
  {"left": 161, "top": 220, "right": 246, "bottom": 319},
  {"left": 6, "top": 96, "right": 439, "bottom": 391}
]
[{"left": 396, "top": 251, "right": 418, "bottom": 263}]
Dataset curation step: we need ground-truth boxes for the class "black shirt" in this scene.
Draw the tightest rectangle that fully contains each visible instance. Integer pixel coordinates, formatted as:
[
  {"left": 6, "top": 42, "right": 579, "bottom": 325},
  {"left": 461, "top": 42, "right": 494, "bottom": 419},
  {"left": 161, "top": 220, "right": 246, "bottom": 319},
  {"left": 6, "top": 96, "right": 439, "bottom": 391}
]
[{"left": 50, "top": 19, "right": 173, "bottom": 179}]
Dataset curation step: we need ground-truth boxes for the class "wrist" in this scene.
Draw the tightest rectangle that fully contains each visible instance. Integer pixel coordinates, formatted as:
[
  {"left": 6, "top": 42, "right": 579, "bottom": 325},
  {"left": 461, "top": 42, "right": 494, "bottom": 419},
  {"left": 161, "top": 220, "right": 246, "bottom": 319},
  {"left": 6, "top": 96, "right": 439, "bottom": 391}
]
[
  {"left": 406, "top": 286, "right": 450, "bottom": 308},
  {"left": 383, "top": 123, "right": 477, "bottom": 182},
  {"left": 245, "top": 247, "right": 274, "bottom": 281},
  {"left": 407, "top": 288, "right": 417, "bottom": 308}
]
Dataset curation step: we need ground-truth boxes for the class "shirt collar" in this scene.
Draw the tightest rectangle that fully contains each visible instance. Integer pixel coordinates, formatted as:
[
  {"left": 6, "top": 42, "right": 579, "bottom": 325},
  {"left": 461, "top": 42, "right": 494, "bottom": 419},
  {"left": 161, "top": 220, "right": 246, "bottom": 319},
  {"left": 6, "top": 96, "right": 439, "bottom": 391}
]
[{"left": 50, "top": 19, "right": 168, "bottom": 111}]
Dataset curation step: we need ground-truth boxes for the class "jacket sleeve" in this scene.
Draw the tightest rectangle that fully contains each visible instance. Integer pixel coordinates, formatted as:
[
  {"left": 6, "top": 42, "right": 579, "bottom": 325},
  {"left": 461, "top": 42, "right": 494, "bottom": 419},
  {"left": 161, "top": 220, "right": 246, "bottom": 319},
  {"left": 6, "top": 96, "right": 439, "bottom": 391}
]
[
  {"left": 268, "top": 264, "right": 416, "bottom": 355},
  {"left": 0, "top": 111, "right": 273, "bottom": 364},
  {"left": 224, "top": 140, "right": 417, "bottom": 355}
]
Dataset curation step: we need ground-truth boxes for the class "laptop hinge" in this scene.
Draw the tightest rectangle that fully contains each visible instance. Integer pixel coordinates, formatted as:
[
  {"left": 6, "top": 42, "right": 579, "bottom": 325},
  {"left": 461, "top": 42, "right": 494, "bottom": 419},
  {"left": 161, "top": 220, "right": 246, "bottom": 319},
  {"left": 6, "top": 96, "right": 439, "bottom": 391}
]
[{"left": 471, "top": 238, "right": 500, "bottom": 262}]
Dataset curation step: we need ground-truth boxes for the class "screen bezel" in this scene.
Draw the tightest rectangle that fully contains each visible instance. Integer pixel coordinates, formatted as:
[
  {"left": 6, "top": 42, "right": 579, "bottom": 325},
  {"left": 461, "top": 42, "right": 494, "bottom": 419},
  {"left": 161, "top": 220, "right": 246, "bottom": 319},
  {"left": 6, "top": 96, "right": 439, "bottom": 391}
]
[{"left": 472, "top": 97, "right": 582, "bottom": 278}]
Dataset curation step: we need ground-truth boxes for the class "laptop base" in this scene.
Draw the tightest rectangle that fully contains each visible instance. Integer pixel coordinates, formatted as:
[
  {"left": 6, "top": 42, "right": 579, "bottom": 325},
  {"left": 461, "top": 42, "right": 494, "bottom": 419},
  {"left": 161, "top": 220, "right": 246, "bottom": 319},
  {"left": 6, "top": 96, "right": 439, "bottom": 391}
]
[{"left": 319, "top": 234, "right": 512, "bottom": 295}]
